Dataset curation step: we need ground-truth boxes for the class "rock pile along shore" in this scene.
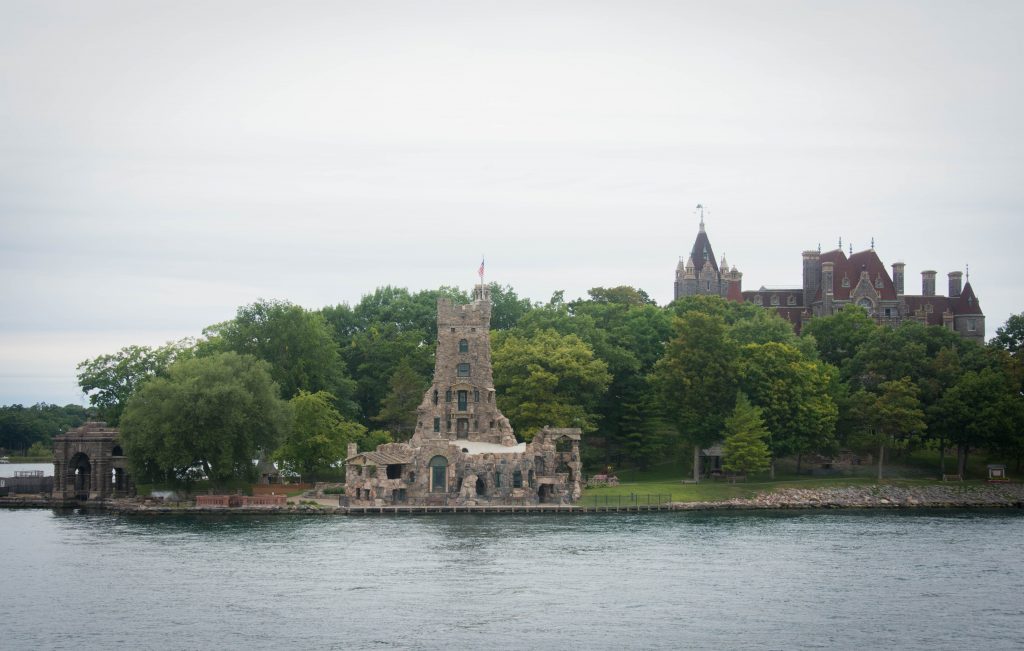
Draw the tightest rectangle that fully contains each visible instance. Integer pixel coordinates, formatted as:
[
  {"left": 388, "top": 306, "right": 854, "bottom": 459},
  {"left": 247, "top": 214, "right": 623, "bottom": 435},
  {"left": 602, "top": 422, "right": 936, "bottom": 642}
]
[{"left": 674, "top": 483, "right": 1024, "bottom": 510}]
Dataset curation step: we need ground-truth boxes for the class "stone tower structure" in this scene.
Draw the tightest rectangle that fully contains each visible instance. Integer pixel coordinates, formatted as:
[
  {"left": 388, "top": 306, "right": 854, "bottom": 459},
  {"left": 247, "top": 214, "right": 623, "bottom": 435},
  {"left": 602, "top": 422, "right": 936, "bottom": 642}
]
[
  {"left": 52, "top": 421, "right": 134, "bottom": 501},
  {"left": 410, "top": 284, "right": 516, "bottom": 446},
  {"left": 673, "top": 210, "right": 742, "bottom": 302}
]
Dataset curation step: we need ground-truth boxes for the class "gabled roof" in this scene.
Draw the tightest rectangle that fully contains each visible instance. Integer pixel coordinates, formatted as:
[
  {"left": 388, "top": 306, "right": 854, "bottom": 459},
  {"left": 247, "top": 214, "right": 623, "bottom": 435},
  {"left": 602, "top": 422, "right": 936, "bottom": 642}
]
[{"left": 813, "top": 248, "right": 895, "bottom": 302}]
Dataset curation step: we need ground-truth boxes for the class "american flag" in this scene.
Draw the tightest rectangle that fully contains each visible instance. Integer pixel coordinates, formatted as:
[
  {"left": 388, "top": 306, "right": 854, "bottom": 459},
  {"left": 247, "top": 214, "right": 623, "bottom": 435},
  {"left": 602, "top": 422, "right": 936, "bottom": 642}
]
[{"left": 478, "top": 257, "right": 485, "bottom": 280}]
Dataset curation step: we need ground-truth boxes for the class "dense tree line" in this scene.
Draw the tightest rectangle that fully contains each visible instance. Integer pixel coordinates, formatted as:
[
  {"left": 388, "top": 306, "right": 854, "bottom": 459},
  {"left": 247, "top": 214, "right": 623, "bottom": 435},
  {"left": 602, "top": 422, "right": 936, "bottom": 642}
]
[
  {"left": 0, "top": 403, "right": 89, "bottom": 455},
  {"left": 22, "top": 280, "right": 1019, "bottom": 486}
]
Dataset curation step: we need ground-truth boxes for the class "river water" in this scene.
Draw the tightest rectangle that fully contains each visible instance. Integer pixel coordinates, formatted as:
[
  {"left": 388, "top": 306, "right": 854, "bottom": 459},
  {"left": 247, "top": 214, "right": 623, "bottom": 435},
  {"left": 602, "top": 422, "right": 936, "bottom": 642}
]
[{"left": 1, "top": 508, "right": 1022, "bottom": 650}]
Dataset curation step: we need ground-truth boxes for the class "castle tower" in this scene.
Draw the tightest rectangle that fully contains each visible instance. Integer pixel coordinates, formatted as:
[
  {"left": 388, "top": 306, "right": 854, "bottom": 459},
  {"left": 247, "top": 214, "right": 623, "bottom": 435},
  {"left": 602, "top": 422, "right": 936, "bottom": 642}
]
[{"left": 410, "top": 285, "right": 516, "bottom": 446}]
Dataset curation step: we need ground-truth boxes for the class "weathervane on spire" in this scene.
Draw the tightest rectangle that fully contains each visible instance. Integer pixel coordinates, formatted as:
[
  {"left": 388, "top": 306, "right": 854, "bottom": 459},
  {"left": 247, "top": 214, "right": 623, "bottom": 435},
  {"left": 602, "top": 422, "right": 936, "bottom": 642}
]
[
  {"left": 695, "top": 204, "right": 707, "bottom": 232},
  {"left": 838, "top": 236, "right": 842, "bottom": 250},
  {"left": 966, "top": 264, "right": 970, "bottom": 282},
  {"left": 871, "top": 237, "right": 875, "bottom": 250}
]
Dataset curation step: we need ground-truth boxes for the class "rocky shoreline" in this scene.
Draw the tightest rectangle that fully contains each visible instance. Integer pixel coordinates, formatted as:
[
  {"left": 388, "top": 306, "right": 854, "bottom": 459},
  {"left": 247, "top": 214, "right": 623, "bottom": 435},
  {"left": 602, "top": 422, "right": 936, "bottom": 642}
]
[
  {"left": 3, "top": 483, "right": 1023, "bottom": 514},
  {"left": 672, "top": 483, "right": 1024, "bottom": 510}
]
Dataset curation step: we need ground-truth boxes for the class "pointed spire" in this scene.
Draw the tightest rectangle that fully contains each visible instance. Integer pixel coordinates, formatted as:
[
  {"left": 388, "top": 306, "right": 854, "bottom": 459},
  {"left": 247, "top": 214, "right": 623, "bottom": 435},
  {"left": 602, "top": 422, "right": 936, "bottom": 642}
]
[
  {"left": 720, "top": 253, "right": 728, "bottom": 269},
  {"left": 696, "top": 204, "right": 706, "bottom": 232},
  {"left": 871, "top": 237, "right": 875, "bottom": 250},
  {"left": 966, "top": 263, "right": 970, "bottom": 283},
  {"left": 838, "top": 236, "right": 842, "bottom": 250},
  {"left": 849, "top": 243, "right": 852, "bottom": 256}
]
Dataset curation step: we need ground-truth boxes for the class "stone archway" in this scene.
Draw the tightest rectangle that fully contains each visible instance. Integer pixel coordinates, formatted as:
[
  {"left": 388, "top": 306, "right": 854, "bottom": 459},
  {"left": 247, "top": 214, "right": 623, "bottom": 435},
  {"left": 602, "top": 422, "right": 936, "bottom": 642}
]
[
  {"left": 69, "top": 452, "right": 91, "bottom": 499},
  {"left": 53, "top": 422, "right": 134, "bottom": 501}
]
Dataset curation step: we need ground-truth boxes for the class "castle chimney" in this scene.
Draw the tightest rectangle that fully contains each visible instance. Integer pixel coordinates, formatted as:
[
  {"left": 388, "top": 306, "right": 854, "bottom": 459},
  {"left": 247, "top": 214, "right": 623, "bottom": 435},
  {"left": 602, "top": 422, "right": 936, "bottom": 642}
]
[
  {"left": 891, "top": 262, "right": 905, "bottom": 295},
  {"left": 802, "top": 250, "right": 821, "bottom": 310},
  {"left": 347, "top": 442, "right": 358, "bottom": 459},
  {"left": 948, "top": 271, "right": 962, "bottom": 298},
  {"left": 922, "top": 270, "right": 936, "bottom": 297}
]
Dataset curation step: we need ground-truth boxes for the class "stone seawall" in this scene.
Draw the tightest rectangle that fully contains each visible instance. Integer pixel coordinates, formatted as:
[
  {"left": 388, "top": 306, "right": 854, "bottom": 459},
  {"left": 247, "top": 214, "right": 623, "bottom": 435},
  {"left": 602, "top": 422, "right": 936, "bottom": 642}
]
[
  {"left": 4, "top": 483, "right": 1023, "bottom": 514},
  {"left": 672, "top": 483, "right": 1024, "bottom": 511}
]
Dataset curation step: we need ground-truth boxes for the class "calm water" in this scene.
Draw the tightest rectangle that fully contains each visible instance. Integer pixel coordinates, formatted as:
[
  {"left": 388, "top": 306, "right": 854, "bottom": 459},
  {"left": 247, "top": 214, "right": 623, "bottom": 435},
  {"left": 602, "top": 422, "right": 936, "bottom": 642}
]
[{"left": 1, "top": 508, "right": 1022, "bottom": 650}]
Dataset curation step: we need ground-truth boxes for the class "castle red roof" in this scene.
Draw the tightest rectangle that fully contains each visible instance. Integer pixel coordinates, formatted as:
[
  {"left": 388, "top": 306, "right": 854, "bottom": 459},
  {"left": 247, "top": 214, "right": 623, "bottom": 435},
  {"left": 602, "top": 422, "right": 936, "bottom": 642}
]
[{"left": 813, "top": 248, "right": 895, "bottom": 302}]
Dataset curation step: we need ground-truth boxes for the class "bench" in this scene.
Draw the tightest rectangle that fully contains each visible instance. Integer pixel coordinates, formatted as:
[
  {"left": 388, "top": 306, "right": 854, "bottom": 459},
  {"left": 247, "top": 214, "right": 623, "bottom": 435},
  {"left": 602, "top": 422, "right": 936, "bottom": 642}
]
[{"left": 942, "top": 474, "right": 963, "bottom": 482}]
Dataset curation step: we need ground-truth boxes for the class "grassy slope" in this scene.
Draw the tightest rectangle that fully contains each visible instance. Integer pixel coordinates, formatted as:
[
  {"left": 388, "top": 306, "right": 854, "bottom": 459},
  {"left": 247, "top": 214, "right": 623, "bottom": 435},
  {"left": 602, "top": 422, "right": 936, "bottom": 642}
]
[{"left": 583, "top": 449, "right": 1018, "bottom": 503}]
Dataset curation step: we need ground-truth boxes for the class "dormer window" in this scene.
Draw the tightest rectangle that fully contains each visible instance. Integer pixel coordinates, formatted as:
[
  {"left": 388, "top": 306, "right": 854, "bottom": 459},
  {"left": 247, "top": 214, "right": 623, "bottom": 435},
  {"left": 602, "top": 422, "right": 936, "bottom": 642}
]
[
  {"left": 787, "top": 295, "right": 796, "bottom": 306},
  {"left": 770, "top": 295, "right": 780, "bottom": 306},
  {"left": 925, "top": 303, "right": 933, "bottom": 314},
  {"left": 875, "top": 275, "right": 884, "bottom": 288},
  {"left": 842, "top": 275, "right": 850, "bottom": 288},
  {"left": 458, "top": 339, "right": 468, "bottom": 353}
]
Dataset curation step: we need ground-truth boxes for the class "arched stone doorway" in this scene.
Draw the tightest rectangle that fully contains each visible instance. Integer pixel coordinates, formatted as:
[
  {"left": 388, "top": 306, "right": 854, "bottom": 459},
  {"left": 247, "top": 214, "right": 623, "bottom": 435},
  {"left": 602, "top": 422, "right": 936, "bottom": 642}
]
[
  {"left": 69, "top": 452, "right": 91, "bottom": 499},
  {"left": 429, "top": 456, "right": 448, "bottom": 493}
]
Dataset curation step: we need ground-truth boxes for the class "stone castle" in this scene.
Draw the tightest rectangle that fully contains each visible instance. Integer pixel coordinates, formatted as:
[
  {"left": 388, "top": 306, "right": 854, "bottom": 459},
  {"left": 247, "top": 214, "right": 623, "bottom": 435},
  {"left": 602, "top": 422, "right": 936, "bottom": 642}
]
[
  {"left": 344, "top": 285, "right": 583, "bottom": 506},
  {"left": 673, "top": 213, "right": 985, "bottom": 342}
]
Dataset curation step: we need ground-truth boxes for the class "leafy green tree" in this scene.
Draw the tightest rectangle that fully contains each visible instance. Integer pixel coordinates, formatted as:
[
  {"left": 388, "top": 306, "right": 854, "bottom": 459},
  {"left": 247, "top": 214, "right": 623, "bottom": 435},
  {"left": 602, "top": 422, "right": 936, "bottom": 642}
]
[
  {"left": 567, "top": 293, "right": 673, "bottom": 468},
  {"left": 487, "top": 282, "right": 534, "bottom": 330},
  {"left": 0, "top": 403, "right": 89, "bottom": 453},
  {"left": 929, "top": 365, "right": 1024, "bottom": 476},
  {"left": 76, "top": 340, "right": 193, "bottom": 425},
  {"left": 372, "top": 359, "right": 429, "bottom": 440},
  {"left": 990, "top": 312, "right": 1024, "bottom": 357},
  {"left": 492, "top": 328, "right": 611, "bottom": 440},
  {"left": 276, "top": 391, "right": 365, "bottom": 481},
  {"left": 738, "top": 342, "right": 838, "bottom": 476},
  {"left": 721, "top": 394, "right": 772, "bottom": 476},
  {"left": 850, "top": 377, "right": 927, "bottom": 480},
  {"left": 204, "top": 300, "right": 357, "bottom": 415},
  {"left": 730, "top": 309, "right": 819, "bottom": 359},
  {"left": 801, "top": 306, "right": 878, "bottom": 368},
  {"left": 26, "top": 441, "right": 51, "bottom": 457},
  {"left": 651, "top": 312, "right": 739, "bottom": 481},
  {"left": 669, "top": 294, "right": 760, "bottom": 324},
  {"left": 120, "top": 352, "right": 289, "bottom": 484}
]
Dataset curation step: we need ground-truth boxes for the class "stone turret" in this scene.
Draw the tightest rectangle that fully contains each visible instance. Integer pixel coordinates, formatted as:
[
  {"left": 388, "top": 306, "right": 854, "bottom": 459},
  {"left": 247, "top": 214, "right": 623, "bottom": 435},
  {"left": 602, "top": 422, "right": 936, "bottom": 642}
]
[
  {"left": 410, "top": 286, "right": 515, "bottom": 446},
  {"left": 802, "top": 250, "right": 821, "bottom": 308},
  {"left": 922, "top": 270, "right": 937, "bottom": 297},
  {"left": 892, "top": 262, "right": 905, "bottom": 295}
]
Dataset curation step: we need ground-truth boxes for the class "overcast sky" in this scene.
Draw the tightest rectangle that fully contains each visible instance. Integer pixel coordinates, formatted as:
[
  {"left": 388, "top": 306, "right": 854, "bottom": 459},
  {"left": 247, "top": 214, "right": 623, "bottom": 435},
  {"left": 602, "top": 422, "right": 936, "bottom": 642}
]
[{"left": 2, "top": 0, "right": 1021, "bottom": 407}]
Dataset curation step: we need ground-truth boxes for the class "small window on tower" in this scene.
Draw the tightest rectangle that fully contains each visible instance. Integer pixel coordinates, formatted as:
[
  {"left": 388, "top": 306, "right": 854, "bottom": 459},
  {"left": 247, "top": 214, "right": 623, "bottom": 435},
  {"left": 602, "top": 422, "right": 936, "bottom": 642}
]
[
  {"left": 474, "top": 389, "right": 480, "bottom": 402},
  {"left": 457, "top": 363, "right": 470, "bottom": 377},
  {"left": 433, "top": 417, "right": 440, "bottom": 433},
  {"left": 968, "top": 318, "right": 976, "bottom": 331},
  {"left": 433, "top": 389, "right": 438, "bottom": 405},
  {"left": 842, "top": 275, "right": 850, "bottom": 288},
  {"left": 445, "top": 390, "right": 452, "bottom": 403},
  {"left": 458, "top": 339, "right": 468, "bottom": 353}
]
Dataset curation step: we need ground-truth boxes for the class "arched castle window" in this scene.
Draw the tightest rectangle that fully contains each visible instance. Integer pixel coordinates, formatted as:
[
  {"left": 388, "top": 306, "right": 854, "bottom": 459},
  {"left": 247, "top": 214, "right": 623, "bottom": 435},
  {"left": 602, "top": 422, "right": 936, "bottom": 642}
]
[
  {"left": 771, "top": 295, "right": 779, "bottom": 306},
  {"left": 754, "top": 295, "right": 763, "bottom": 306},
  {"left": 458, "top": 339, "right": 468, "bottom": 353},
  {"left": 433, "top": 389, "right": 439, "bottom": 405},
  {"left": 429, "top": 456, "right": 448, "bottom": 493}
]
